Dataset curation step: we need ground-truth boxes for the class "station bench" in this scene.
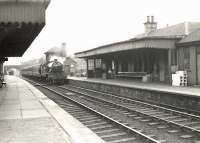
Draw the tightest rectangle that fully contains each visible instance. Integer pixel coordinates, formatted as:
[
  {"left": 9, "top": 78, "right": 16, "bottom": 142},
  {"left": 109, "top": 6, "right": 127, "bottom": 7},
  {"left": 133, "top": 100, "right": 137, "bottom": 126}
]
[{"left": 115, "top": 72, "right": 147, "bottom": 79}]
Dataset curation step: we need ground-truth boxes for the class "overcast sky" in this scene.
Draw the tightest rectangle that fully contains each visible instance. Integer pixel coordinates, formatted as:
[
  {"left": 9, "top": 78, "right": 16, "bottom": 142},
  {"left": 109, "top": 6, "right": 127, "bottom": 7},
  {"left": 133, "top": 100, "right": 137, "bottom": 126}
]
[{"left": 5, "top": 0, "right": 200, "bottom": 65}]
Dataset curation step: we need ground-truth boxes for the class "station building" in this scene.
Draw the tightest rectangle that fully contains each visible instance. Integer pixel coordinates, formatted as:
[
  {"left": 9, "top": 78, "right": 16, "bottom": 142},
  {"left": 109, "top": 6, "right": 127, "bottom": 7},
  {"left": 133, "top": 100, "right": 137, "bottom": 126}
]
[
  {"left": 75, "top": 16, "right": 200, "bottom": 85},
  {"left": 177, "top": 29, "right": 200, "bottom": 85}
]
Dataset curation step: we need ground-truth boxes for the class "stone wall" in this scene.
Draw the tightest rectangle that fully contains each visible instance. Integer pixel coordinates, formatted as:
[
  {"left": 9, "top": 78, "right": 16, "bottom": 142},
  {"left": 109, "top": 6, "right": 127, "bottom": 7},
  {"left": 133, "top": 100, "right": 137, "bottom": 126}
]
[{"left": 69, "top": 79, "right": 200, "bottom": 114}]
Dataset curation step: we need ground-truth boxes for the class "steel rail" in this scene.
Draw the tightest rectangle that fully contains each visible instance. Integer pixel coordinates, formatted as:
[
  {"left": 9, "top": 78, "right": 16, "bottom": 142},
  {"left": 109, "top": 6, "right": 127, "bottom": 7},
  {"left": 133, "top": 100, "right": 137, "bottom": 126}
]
[
  {"left": 42, "top": 85, "right": 160, "bottom": 143},
  {"left": 59, "top": 85, "right": 200, "bottom": 135},
  {"left": 68, "top": 85, "right": 200, "bottom": 120},
  {"left": 23, "top": 77, "right": 200, "bottom": 142}
]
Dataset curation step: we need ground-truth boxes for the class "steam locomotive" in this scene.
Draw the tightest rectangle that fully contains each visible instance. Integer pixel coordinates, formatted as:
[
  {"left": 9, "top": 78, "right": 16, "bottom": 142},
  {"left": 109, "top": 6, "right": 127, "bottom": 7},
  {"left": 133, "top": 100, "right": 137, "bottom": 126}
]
[{"left": 21, "top": 59, "right": 65, "bottom": 84}]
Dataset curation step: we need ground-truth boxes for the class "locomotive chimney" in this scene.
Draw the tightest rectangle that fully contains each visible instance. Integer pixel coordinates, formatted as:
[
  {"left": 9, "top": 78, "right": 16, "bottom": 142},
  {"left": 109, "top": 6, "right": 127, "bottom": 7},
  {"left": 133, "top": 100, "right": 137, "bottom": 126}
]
[{"left": 61, "top": 42, "right": 67, "bottom": 57}]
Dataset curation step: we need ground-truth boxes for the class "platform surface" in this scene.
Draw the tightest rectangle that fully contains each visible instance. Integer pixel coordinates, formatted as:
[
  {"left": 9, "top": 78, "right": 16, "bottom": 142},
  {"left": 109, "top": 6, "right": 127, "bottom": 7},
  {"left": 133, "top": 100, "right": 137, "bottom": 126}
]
[
  {"left": 69, "top": 77, "right": 200, "bottom": 97},
  {"left": 0, "top": 75, "right": 105, "bottom": 143}
]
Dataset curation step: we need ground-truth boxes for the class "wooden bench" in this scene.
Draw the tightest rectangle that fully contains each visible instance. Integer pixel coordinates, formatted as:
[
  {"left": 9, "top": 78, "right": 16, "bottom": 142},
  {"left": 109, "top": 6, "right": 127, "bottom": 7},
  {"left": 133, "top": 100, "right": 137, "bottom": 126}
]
[{"left": 115, "top": 72, "right": 147, "bottom": 79}]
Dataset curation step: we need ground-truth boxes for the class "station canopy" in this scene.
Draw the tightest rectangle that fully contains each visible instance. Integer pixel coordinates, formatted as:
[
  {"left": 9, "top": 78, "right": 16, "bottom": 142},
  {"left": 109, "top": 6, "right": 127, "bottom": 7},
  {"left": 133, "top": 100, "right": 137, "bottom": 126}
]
[
  {"left": 75, "top": 22, "right": 200, "bottom": 58},
  {"left": 0, "top": 0, "right": 50, "bottom": 58}
]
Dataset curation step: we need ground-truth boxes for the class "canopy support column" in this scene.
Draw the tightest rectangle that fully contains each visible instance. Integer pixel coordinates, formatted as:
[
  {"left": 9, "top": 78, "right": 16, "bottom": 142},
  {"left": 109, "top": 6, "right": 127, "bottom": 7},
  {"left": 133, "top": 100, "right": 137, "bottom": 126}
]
[
  {"left": 168, "top": 49, "right": 172, "bottom": 84},
  {"left": 86, "top": 59, "right": 89, "bottom": 78}
]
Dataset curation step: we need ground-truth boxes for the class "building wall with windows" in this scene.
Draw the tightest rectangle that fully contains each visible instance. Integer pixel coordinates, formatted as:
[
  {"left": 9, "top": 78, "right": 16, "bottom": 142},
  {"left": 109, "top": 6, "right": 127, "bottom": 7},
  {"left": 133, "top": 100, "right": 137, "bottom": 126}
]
[
  {"left": 177, "top": 29, "right": 200, "bottom": 85},
  {"left": 177, "top": 45, "right": 200, "bottom": 85},
  {"left": 76, "top": 17, "right": 200, "bottom": 85}
]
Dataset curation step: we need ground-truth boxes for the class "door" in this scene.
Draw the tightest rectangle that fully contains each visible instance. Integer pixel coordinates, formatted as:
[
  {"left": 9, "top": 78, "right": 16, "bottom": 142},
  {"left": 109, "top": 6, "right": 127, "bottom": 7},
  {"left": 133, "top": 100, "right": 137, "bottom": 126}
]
[{"left": 197, "top": 54, "right": 200, "bottom": 84}]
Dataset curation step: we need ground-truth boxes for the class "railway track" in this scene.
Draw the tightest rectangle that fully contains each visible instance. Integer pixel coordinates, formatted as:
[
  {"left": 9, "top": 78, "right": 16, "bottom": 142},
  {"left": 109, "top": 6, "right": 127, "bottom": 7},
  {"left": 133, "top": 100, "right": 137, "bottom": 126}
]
[
  {"left": 26, "top": 79, "right": 160, "bottom": 143},
  {"left": 24, "top": 78, "right": 200, "bottom": 142},
  {"left": 57, "top": 84, "right": 200, "bottom": 143}
]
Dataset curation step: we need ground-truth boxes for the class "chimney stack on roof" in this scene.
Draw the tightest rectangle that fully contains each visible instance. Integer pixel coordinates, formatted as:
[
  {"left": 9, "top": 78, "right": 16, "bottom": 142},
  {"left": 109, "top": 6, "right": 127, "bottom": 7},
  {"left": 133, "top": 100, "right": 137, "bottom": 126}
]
[
  {"left": 144, "top": 16, "right": 157, "bottom": 33},
  {"left": 151, "top": 16, "right": 154, "bottom": 23},
  {"left": 184, "top": 22, "right": 189, "bottom": 35},
  {"left": 147, "top": 16, "right": 150, "bottom": 23}
]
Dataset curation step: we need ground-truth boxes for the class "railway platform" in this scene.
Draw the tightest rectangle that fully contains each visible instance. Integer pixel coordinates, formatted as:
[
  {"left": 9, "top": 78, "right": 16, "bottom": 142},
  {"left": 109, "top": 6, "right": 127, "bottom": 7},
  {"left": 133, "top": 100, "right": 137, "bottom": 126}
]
[
  {"left": 0, "top": 75, "right": 105, "bottom": 143},
  {"left": 68, "top": 77, "right": 200, "bottom": 114},
  {"left": 69, "top": 77, "right": 200, "bottom": 96}
]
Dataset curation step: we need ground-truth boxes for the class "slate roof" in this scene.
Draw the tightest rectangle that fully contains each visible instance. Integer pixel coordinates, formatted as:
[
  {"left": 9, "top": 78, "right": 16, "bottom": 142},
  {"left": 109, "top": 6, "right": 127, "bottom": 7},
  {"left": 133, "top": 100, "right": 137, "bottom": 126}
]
[
  {"left": 178, "top": 28, "right": 200, "bottom": 44},
  {"left": 135, "top": 22, "right": 200, "bottom": 39},
  {"left": 75, "top": 22, "right": 200, "bottom": 57}
]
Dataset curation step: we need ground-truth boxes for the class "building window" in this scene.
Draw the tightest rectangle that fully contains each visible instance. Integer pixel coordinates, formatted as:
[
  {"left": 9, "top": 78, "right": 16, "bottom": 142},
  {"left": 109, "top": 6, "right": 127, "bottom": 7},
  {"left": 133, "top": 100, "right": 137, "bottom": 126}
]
[
  {"left": 171, "top": 49, "right": 177, "bottom": 65},
  {"left": 184, "top": 47, "right": 190, "bottom": 70},
  {"left": 95, "top": 59, "right": 101, "bottom": 68},
  {"left": 88, "top": 59, "right": 94, "bottom": 70}
]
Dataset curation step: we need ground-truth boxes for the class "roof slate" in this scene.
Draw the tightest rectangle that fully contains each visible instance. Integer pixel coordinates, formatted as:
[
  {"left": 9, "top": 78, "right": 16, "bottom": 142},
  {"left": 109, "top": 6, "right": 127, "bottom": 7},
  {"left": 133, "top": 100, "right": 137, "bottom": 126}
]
[
  {"left": 135, "top": 22, "right": 200, "bottom": 39},
  {"left": 178, "top": 28, "right": 200, "bottom": 44},
  {"left": 75, "top": 22, "right": 200, "bottom": 56}
]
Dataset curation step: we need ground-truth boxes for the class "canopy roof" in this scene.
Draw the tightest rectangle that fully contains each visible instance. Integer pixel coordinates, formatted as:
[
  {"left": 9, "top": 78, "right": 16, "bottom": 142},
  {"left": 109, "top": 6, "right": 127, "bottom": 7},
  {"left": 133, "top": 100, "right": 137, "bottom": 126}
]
[
  {"left": 0, "top": 0, "right": 50, "bottom": 58},
  {"left": 75, "top": 22, "right": 200, "bottom": 58},
  {"left": 75, "top": 37, "right": 179, "bottom": 58}
]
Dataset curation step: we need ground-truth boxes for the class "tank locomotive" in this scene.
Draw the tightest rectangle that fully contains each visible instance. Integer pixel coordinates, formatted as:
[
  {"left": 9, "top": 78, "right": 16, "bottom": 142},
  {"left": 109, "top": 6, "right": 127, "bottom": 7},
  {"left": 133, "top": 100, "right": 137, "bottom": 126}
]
[{"left": 21, "top": 59, "right": 65, "bottom": 84}]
